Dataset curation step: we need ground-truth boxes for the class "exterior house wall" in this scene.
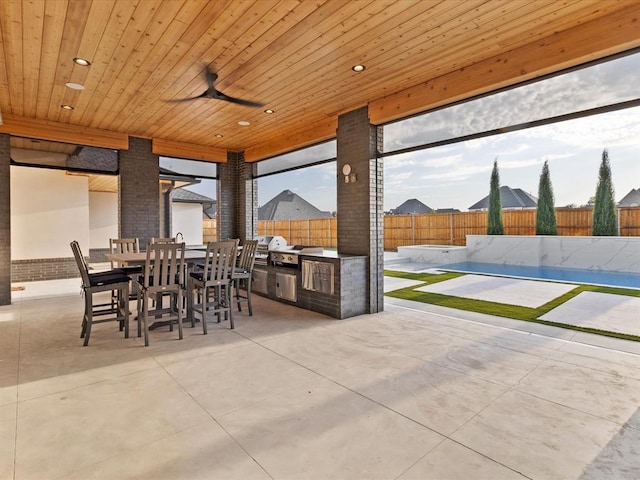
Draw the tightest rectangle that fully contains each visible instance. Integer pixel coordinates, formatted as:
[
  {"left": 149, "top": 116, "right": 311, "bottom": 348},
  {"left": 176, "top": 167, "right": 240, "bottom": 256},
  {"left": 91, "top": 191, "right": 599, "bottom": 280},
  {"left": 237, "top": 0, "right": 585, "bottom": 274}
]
[
  {"left": 10, "top": 166, "right": 89, "bottom": 260},
  {"left": 89, "top": 191, "right": 118, "bottom": 249},
  {"left": 171, "top": 203, "right": 203, "bottom": 245},
  {"left": 10, "top": 167, "right": 89, "bottom": 282}
]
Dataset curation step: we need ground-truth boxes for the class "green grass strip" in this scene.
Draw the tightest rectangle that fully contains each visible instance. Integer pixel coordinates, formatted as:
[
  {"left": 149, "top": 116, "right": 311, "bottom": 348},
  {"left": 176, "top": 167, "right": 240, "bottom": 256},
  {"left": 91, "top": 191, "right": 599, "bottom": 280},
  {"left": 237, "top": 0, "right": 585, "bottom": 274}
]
[{"left": 384, "top": 269, "right": 640, "bottom": 342}]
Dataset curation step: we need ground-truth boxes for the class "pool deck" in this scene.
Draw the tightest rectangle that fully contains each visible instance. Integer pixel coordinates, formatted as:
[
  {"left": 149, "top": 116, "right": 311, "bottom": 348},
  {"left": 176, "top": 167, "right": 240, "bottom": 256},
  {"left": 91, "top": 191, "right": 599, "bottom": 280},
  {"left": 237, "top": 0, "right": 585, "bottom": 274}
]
[{"left": 384, "top": 252, "right": 640, "bottom": 338}]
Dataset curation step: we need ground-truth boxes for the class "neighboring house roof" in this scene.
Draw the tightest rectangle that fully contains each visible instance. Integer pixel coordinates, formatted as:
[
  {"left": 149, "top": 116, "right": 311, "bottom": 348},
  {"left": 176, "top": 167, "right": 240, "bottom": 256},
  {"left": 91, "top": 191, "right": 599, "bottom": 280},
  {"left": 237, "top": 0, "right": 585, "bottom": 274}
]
[
  {"left": 171, "top": 188, "right": 216, "bottom": 219},
  {"left": 66, "top": 146, "right": 118, "bottom": 172},
  {"left": 171, "top": 188, "right": 215, "bottom": 204},
  {"left": 469, "top": 186, "right": 538, "bottom": 210},
  {"left": 259, "top": 189, "right": 332, "bottom": 220},
  {"left": 389, "top": 198, "right": 433, "bottom": 215},
  {"left": 435, "top": 208, "right": 461, "bottom": 214},
  {"left": 618, "top": 188, "right": 640, "bottom": 207}
]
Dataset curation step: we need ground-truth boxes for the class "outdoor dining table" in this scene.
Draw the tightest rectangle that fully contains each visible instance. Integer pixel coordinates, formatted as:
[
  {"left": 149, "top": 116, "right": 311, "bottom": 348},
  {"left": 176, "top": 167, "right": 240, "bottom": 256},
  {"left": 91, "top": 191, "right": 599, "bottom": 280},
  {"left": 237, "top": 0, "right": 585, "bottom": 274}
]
[
  {"left": 105, "top": 249, "right": 208, "bottom": 268},
  {"left": 106, "top": 249, "right": 210, "bottom": 331}
]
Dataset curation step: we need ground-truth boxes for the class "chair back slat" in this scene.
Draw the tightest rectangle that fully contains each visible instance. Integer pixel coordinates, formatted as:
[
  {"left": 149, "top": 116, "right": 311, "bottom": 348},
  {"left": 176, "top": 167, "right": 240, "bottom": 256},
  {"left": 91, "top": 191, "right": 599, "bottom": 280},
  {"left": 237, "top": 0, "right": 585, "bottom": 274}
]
[
  {"left": 237, "top": 240, "right": 258, "bottom": 271},
  {"left": 109, "top": 238, "right": 140, "bottom": 268},
  {"left": 142, "top": 242, "right": 185, "bottom": 292},
  {"left": 202, "top": 241, "right": 237, "bottom": 283},
  {"left": 70, "top": 240, "right": 91, "bottom": 287}
]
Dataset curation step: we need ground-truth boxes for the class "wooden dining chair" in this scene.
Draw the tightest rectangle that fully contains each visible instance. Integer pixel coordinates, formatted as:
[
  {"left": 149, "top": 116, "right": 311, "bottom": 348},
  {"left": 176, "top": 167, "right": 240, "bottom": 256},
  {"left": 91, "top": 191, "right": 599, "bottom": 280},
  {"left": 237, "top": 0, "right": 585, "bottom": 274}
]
[
  {"left": 70, "top": 241, "right": 131, "bottom": 346},
  {"left": 187, "top": 240, "right": 237, "bottom": 334},
  {"left": 109, "top": 237, "right": 142, "bottom": 303},
  {"left": 232, "top": 240, "right": 258, "bottom": 315},
  {"left": 136, "top": 242, "right": 186, "bottom": 346}
]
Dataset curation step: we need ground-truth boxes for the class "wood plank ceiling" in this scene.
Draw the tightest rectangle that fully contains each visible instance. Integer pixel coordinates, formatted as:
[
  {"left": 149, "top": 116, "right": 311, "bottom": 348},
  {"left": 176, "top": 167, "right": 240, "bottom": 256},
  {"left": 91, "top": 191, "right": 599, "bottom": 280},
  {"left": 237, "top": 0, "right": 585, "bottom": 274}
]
[{"left": 0, "top": 0, "right": 639, "bottom": 163}]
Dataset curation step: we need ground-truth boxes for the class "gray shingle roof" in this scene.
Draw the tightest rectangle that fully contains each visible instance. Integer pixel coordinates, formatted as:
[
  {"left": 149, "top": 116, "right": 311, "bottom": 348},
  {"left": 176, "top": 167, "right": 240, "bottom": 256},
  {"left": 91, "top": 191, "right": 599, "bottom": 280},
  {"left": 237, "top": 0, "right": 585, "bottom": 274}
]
[
  {"left": 389, "top": 198, "right": 433, "bottom": 215},
  {"left": 469, "top": 186, "right": 538, "bottom": 210},
  {"left": 258, "top": 189, "right": 332, "bottom": 220},
  {"left": 171, "top": 188, "right": 215, "bottom": 204},
  {"left": 618, "top": 188, "right": 640, "bottom": 207}
]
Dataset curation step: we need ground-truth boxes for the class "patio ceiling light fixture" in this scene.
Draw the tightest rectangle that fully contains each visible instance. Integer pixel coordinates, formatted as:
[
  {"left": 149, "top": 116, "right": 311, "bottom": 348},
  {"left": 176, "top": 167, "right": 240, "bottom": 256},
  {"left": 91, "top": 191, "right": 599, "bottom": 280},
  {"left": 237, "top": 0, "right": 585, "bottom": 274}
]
[
  {"left": 238, "top": 120, "right": 250, "bottom": 126},
  {"left": 215, "top": 134, "right": 224, "bottom": 138},
  {"left": 61, "top": 104, "right": 74, "bottom": 110},
  {"left": 65, "top": 82, "right": 85, "bottom": 90},
  {"left": 73, "top": 57, "right": 91, "bottom": 66},
  {"left": 264, "top": 109, "right": 275, "bottom": 114},
  {"left": 352, "top": 64, "right": 366, "bottom": 72}
]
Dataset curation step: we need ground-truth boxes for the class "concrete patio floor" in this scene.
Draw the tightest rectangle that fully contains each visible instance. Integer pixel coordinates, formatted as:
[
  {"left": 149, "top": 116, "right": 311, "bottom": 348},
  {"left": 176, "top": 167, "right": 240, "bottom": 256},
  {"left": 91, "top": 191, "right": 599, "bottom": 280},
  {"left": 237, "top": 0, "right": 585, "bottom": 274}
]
[{"left": 2, "top": 283, "right": 640, "bottom": 479}]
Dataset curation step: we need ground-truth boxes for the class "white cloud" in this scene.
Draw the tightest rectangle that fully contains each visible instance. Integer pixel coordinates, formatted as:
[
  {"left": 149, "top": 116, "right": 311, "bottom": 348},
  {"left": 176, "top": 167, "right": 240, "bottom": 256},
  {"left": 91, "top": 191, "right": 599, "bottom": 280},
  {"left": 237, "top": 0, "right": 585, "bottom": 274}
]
[{"left": 422, "top": 154, "right": 461, "bottom": 168}]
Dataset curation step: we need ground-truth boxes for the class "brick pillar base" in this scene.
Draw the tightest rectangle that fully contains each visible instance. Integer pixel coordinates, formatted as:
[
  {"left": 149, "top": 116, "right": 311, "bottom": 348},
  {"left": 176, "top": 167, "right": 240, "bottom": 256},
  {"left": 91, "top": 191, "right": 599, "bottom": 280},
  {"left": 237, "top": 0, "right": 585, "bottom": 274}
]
[
  {"left": 0, "top": 133, "right": 10, "bottom": 304},
  {"left": 118, "top": 138, "right": 159, "bottom": 249},
  {"left": 337, "top": 107, "right": 384, "bottom": 313}
]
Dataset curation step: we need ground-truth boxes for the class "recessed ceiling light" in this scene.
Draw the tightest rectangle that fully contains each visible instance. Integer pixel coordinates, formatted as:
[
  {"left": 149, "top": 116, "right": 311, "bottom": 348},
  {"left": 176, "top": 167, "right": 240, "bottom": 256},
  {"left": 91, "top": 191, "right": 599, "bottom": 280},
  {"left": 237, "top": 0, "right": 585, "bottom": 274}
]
[
  {"left": 238, "top": 121, "right": 250, "bottom": 126},
  {"left": 65, "top": 82, "right": 85, "bottom": 90},
  {"left": 352, "top": 64, "right": 366, "bottom": 72},
  {"left": 264, "top": 109, "right": 275, "bottom": 114},
  {"left": 60, "top": 104, "right": 74, "bottom": 110},
  {"left": 73, "top": 57, "right": 91, "bottom": 66},
  {"left": 215, "top": 134, "right": 224, "bottom": 138}
]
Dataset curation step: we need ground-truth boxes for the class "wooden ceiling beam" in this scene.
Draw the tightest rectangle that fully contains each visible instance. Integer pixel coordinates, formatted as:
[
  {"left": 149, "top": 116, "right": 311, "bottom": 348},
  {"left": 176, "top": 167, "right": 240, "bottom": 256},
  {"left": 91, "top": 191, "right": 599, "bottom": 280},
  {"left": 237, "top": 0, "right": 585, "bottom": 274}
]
[
  {"left": 152, "top": 137, "right": 227, "bottom": 163},
  {"left": 0, "top": 113, "right": 128, "bottom": 150},
  {"left": 369, "top": 4, "right": 640, "bottom": 125},
  {"left": 244, "top": 117, "right": 337, "bottom": 163}
]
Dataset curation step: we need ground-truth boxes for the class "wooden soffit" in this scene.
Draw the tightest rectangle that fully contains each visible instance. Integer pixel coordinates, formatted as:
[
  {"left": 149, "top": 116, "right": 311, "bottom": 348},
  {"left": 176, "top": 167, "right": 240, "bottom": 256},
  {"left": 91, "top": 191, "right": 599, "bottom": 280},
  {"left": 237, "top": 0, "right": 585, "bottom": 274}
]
[
  {"left": 0, "top": 113, "right": 128, "bottom": 150},
  {"left": 369, "top": 4, "right": 640, "bottom": 125},
  {"left": 152, "top": 138, "right": 227, "bottom": 163}
]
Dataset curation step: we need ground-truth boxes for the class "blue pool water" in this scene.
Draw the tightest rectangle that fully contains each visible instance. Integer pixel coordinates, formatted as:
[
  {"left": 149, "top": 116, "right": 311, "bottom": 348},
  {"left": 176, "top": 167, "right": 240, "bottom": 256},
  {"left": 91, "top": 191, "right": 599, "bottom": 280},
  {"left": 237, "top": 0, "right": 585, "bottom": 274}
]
[{"left": 440, "top": 262, "right": 640, "bottom": 290}]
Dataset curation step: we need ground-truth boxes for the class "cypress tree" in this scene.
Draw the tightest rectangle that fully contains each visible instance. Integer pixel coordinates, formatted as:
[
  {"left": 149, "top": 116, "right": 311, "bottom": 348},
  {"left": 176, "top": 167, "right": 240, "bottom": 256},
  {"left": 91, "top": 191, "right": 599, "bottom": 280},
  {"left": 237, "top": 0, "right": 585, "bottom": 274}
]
[
  {"left": 592, "top": 149, "right": 617, "bottom": 235},
  {"left": 535, "top": 160, "right": 557, "bottom": 235},
  {"left": 487, "top": 160, "right": 504, "bottom": 235}
]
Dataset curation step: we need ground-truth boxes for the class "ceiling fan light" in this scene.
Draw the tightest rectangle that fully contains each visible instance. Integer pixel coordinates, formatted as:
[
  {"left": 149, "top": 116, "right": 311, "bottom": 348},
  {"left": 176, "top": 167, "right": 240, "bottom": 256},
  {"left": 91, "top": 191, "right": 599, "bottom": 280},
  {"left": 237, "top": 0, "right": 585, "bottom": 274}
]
[{"left": 73, "top": 57, "right": 91, "bottom": 66}]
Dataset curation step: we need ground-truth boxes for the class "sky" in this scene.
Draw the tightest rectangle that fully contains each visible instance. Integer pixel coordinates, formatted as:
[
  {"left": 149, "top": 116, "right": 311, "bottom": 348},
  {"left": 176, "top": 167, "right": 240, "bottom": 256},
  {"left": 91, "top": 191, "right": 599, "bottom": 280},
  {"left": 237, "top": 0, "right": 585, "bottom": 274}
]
[{"left": 191, "top": 51, "right": 640, "bottom": 213}]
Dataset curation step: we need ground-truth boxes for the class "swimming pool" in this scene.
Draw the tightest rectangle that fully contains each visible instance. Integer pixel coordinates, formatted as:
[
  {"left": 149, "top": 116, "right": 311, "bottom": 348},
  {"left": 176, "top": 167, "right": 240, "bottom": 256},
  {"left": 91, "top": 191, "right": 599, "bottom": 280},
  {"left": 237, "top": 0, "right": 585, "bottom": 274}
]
[{"left": 440, "top": 262, "right": 640, "bottom": 290}]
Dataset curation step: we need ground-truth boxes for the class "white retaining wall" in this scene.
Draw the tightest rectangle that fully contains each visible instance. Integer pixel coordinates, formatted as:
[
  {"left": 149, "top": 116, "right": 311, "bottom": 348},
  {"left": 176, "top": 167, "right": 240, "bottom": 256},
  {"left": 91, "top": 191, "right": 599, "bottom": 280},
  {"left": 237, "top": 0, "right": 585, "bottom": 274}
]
[{"left": 466, "top": 235, "right": 640, "bottom": 273}]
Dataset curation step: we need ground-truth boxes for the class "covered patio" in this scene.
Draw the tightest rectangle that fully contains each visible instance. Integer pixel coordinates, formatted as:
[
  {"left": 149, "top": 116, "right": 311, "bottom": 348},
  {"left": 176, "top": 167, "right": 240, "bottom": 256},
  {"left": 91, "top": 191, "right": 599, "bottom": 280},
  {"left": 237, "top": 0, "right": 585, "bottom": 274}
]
[
  {"left": 2, "top": 286, "right": 640, "bottom": 479},
  {"left": 2, "top": 2, "right": 640, "bottom": 478}
]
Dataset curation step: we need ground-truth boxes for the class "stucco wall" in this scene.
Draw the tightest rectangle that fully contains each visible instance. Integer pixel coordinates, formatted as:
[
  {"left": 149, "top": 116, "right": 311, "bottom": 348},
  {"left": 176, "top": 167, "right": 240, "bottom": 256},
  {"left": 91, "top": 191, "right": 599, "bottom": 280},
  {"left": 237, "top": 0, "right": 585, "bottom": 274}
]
[
  {"left": 10, "top": 167, "right": 89, "bottom": 260},
  {"left": 171, "top": 203, "right": 203, "bottom": 245},
  {"left": 89, "top": 191, "right": 118, "bottom": 249}
]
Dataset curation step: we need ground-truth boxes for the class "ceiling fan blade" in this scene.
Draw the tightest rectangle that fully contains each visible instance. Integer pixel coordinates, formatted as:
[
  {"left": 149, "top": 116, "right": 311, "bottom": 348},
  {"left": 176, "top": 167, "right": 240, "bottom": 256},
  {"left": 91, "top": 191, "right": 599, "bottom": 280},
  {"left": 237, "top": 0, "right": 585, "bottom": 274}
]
[
  {"left": 164, "top": 91, "right": 209, "bottom": 102},
  {"left": 165, "top": 66, "right": 265, "bottom": 107},
  {"left": 215, "top": 90, "right": 265, "bottom": 108}
]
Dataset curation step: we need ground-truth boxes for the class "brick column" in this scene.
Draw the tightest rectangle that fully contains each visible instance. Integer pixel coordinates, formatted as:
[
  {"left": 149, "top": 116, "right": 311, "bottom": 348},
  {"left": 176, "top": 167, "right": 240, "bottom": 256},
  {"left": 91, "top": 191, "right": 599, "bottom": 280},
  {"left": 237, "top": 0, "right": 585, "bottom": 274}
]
[
  {"left": 118, "top": 137, "right": 159, "bottom": 249},
  {"left": 217, "top": 151, "right": 257, "bottom": 241},
  {"left": 337, "top": 107, "right": 384, "bottom": 313},
  {"left": 0, "top": 134, "right": 10, "bottom": 304}
]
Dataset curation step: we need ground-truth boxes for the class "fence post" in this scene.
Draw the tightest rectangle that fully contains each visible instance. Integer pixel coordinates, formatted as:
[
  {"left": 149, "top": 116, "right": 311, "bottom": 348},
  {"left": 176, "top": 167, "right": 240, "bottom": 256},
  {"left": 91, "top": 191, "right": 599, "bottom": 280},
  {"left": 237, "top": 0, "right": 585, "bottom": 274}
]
[
  {"left": 617, "top": 208, "right": 621, "bottom": 236},
  {"left": 450, "top": 213, "right": 454, "bottom": 245},
  {"left": 411, "top": 215, "right": 415, "bottom": 245}
]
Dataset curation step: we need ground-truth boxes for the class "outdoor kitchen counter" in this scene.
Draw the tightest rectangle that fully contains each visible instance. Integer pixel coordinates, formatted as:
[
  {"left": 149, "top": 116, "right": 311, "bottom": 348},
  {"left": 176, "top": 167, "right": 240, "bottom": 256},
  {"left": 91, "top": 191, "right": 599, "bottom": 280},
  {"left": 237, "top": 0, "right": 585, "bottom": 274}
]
[{"left": 253, "top": 251, "right": 368, "bottom": 319}]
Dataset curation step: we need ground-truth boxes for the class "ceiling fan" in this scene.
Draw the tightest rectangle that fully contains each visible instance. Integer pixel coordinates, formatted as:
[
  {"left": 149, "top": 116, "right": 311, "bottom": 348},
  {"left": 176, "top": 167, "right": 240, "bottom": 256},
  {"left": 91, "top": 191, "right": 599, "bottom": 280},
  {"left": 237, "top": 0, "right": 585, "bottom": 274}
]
[{"left": 167, "top": 66, "right": 265, "bottom": 107}]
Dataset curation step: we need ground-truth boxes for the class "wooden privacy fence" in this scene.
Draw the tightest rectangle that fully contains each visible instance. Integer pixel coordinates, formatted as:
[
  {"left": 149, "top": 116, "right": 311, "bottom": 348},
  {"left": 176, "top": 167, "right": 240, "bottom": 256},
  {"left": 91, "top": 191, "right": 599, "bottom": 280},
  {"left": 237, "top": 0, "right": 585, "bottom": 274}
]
[{"left": 254, "top": 207, "right": 640, "bottom": 250}]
